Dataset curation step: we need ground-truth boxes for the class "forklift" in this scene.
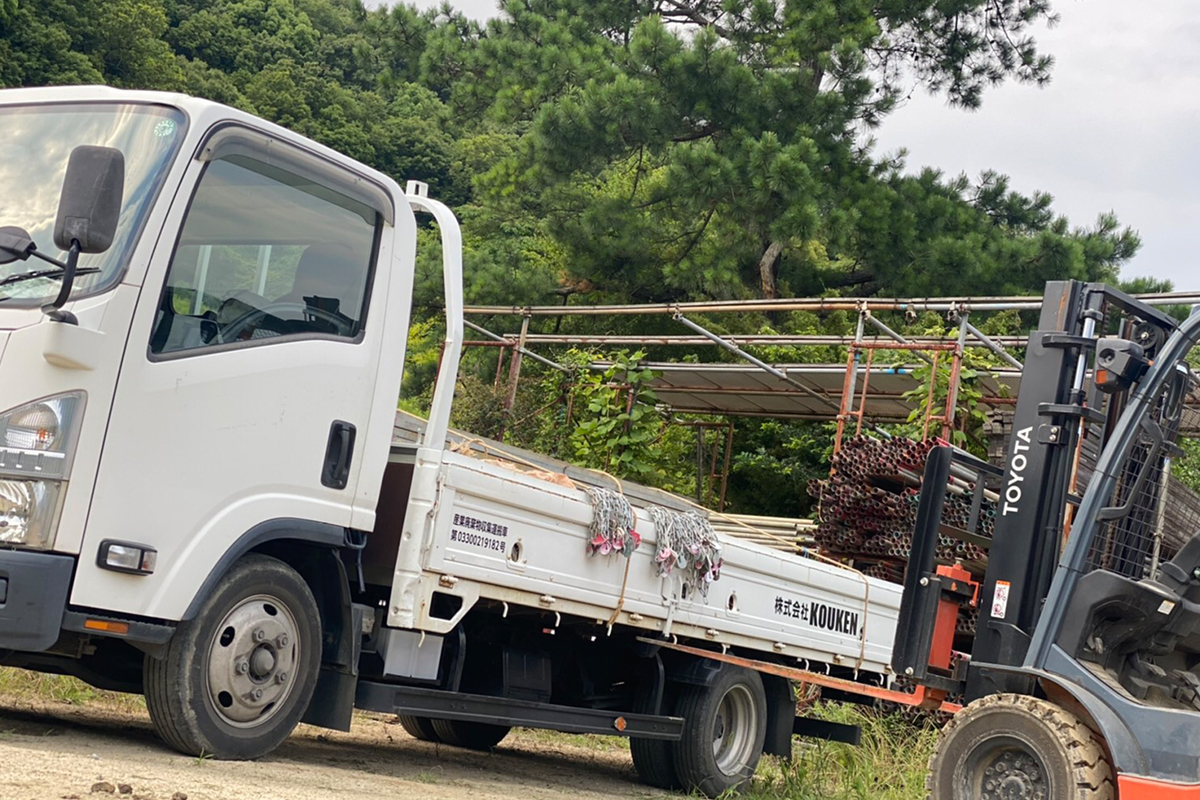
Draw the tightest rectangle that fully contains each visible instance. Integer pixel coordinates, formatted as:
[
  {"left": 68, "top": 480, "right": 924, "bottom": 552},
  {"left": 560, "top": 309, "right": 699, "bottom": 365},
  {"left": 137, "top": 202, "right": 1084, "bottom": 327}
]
[{"left": 897, "top": 281, "right": 1200, "bottom": 799}]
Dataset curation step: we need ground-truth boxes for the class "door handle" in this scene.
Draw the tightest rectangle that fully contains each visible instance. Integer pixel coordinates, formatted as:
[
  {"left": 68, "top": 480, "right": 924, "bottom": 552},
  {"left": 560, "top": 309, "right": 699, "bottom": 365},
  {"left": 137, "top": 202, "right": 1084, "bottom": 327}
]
[{"left": 322, "top": 420, "right": 357, "bottom": 489}]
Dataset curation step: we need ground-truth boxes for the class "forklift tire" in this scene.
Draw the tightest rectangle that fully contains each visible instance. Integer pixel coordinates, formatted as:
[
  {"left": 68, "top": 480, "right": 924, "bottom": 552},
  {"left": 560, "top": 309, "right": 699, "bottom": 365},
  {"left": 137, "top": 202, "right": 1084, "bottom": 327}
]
[
  {"left": 144, "top": 555, "right": 322, "bottom": 760},
  {"left": 429, "top": 719, "right": 511, "bottom": 750},
  {"left": 629, "top": 682, "right": 680, "bottom": 790},
  {"left": 396, "top": 715, "right": 441, "bottom": 742},
  {"left": 671, "top": 665, "right": 767, "bottom": 798},
  {"left": 927, "top": 694, "right": 1114, "bottom": 800}
]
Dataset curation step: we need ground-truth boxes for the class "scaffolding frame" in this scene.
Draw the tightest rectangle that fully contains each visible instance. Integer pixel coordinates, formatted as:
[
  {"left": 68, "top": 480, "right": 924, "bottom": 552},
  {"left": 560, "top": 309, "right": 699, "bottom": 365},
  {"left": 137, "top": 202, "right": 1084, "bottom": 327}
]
[{"left": 456, "top": 289, "right": 1200, "bottom": 459}]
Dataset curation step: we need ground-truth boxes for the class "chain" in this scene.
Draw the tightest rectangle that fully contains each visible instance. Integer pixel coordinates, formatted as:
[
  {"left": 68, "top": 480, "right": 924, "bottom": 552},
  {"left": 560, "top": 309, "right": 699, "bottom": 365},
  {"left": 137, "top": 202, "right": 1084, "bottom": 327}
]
[
  {"left": 647, "top": 505, "right": 723, "bottom": 598},
  {"left": 584, "top": 486, "right": 640, "bottom": 557}
]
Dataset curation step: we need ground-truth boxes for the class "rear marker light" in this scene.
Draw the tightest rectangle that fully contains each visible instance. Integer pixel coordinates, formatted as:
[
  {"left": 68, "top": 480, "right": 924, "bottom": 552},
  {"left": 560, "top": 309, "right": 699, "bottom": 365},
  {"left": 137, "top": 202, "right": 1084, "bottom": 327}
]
[{"left": 97, "top": 540, "right": 157, "bottom": 575}]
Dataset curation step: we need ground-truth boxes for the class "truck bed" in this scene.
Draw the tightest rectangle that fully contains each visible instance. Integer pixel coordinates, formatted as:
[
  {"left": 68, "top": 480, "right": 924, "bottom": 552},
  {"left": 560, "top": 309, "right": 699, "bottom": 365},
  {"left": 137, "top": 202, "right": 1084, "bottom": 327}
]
[{"left": 371, "top": 412, "right": 901, "bottom": 677}]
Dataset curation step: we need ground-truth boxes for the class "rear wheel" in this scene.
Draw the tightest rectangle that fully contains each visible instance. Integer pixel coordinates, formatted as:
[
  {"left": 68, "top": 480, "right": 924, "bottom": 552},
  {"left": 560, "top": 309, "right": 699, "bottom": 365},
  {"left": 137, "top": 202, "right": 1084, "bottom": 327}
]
[
  {"left": 144, "top": 554, "right": 321, "bottom": 760},
  {"left": 629, "top": 681, "right": 679, "bottom": 790},
  {"left": 671, "top": 666, "right": 766, "bottom": 797},
  {"left": 396, "top": 715, "right": 441, "bottom": 742},
  {"left": 429, "top": 719, "right": 511, "bottom": 750},
  {"left": 927, "top": 694, "right": 1115, "bottom": 800}
]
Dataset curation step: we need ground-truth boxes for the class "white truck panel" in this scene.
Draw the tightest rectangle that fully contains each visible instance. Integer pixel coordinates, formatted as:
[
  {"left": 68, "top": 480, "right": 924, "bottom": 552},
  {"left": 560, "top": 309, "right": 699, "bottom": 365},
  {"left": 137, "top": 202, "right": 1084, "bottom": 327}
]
[
  {"left": 0, "top": 287, "right": 140, "bottom": 557},
  {"left": 409, "top": 452, "right": 901, "bottom": 676}
]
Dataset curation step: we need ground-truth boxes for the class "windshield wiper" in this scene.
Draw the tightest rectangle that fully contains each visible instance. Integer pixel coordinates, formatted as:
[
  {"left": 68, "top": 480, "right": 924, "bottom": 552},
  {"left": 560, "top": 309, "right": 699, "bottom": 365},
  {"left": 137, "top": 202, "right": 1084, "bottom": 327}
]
[{"left": 0, "top": 266, "right": 100, "bottom": 289}]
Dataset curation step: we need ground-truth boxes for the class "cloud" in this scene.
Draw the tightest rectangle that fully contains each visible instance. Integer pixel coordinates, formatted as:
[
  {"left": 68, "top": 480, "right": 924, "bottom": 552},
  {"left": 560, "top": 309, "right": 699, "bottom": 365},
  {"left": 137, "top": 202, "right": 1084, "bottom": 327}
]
[
  {"left": 873, "top": 0, "right": 1200, "bottom": 287},
  {"left": 365, "top": 0, "right": 499, "bottom": 17}
]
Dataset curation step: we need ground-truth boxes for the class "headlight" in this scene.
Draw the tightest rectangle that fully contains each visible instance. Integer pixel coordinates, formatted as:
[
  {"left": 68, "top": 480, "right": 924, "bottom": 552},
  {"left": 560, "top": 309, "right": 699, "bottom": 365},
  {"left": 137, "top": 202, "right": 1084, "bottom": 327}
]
[
  {"left": 0, "top": 393, "right": 84, "bottom": 549},
  {"left": 0, "top": 478, "right": 62, "bottom": 548}
]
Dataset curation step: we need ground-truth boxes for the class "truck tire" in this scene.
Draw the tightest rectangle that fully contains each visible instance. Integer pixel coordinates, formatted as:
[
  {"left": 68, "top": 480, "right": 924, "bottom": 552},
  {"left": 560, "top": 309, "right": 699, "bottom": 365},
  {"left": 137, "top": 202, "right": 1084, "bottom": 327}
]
[
  {"left": 926, "top": 694, "right": 1115, "bottom": 800},
  {"left": 429, "top": 719, "right": 511, "bottom": 750},
  {"left": 144, "top": 554, "right": 322, "bottom": 760},
  {"left": 630, "top": 682, "right": 679, "bottom": 790},
  {"left": 397, "top": 715, "right": 441, "bottom": 742},
  {"left": 671, "top": 666, "right": 767, "bottom": 798}
]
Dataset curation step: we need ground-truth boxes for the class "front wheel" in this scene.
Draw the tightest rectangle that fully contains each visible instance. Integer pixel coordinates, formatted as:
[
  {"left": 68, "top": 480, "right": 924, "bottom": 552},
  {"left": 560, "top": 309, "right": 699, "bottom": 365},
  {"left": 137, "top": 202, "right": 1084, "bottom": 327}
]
[
  {"left": 144, "top": 554, "right": 322, "bottom": 759},
  {"left": 927, "top": 694, "right": 1114, "bottom": 800}
]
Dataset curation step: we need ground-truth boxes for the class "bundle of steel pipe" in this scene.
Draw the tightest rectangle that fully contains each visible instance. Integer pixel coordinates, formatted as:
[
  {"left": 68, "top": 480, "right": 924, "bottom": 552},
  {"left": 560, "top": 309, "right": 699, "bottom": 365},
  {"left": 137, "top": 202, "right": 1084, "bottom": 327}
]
[
  {"left": 809, "top": 435, "right": 994, "bottom": 584},
  {"left": 957, "top": 604, "right": 981, "bottom": 637}
]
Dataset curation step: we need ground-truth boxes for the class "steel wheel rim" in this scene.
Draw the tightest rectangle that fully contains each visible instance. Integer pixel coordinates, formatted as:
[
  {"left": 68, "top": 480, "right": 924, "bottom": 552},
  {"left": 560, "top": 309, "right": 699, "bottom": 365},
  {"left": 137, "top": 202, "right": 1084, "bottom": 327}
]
[
  {"left": 712, "top": 684, "right": 758, "bottom": 775},
  {"left": 959, "top": 735, "right": 1048, "bottom": 800},
  {"left": 206, "top": 593, "right": 301, "bottom": 729}
]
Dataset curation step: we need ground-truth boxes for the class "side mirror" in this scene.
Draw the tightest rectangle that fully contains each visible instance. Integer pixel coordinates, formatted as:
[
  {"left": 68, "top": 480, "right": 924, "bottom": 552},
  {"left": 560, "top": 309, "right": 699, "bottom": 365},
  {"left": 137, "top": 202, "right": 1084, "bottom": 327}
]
[
  {"left": 0, "top": 226, "right": 34, "bottom": 265},
  {"left": 53, "top": 145, "right": 124, "bottom": 254}
]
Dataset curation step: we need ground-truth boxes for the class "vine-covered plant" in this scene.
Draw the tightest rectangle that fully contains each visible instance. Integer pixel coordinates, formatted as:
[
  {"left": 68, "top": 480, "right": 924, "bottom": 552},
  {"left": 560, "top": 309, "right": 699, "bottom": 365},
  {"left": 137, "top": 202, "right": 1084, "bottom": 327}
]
[
  {"left": 569, "top": 350, "right": 666, "bottom": 482},
  {"left": 896, "top": 312, "right": 1020, "bottom": 454},
  {"left": 899, "top": 358, "right": 989, "bottom": 453}
]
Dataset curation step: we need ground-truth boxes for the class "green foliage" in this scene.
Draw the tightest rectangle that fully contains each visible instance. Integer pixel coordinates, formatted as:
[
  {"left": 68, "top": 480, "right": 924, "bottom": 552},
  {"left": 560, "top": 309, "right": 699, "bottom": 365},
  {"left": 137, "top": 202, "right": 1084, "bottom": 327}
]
[
  {"left": 569, "top": 350, "right": 665, "bottom": 481},
  {"left": 727, "top": 421, "right": 834, "bottom": 517},
  {"left": 0, "top": 0, "right": 1133, "bottom": 310},
  {"left": 894, "top": 313, "right": 1020, "bottom": 454},
  {"left": 1173, "top": 438, "right": 1200, "bottom": 497},
  {"left": 743, "top": 701, "right": 940, "bottom": 800},
  {"left": 0, "top": 0, "right": 1147, "bottom": 520}
]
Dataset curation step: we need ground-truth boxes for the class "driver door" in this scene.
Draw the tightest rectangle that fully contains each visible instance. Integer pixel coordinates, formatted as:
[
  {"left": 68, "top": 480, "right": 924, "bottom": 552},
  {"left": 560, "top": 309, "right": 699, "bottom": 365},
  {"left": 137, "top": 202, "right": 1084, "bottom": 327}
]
[{"left": 74, "top": 129, "right": 399, "bottom": 619}]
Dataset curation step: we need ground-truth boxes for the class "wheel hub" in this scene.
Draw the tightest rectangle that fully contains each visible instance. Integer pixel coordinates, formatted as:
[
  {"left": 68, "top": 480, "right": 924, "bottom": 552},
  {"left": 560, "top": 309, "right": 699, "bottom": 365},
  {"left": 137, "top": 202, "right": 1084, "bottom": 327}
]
[
  {"left": 250, "top": 646, "right": 276, "bottom": 678},
  {"left": 711, "top": 684, "right": 758, "bottom": 776},
  {"left": 206, "top": 594, "right": 300, "bottom": 727},
  {"left": 980, "top": 751, "right": 1046, "bottom": 800}
]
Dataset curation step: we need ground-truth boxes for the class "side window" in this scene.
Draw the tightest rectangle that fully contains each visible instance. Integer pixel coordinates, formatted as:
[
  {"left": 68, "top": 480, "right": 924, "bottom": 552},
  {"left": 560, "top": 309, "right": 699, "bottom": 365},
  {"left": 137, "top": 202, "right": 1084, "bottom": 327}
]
[{"left": 151, "top": 154, "right": 379, "bottom": 355}]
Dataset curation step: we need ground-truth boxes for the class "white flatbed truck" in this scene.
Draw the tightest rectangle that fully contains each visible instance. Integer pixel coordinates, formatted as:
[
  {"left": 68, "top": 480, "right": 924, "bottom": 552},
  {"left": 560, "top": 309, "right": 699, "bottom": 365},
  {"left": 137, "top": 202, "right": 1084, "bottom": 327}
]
[{"left": 0, "top": 86, "right": 913, "bottom": 796}]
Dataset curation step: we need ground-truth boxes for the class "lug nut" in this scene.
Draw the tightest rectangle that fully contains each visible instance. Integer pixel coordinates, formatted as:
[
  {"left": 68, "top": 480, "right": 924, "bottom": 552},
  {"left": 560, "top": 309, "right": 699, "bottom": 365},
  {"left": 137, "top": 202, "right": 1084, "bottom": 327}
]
[
  {"left": 277, "top": 633, "right": 289, "bottom": 647},
  {"left": 253, "top": 688, "right": 263, "bottom": 700},
  {"left": 276, "top": 671, "right": 288, "bottom": 684},
  {"left": 253, "top": 628, "right": 266, "bottom": 643},
  {"left": 236, "top": 660, "right": 249, "bottom": 675}
]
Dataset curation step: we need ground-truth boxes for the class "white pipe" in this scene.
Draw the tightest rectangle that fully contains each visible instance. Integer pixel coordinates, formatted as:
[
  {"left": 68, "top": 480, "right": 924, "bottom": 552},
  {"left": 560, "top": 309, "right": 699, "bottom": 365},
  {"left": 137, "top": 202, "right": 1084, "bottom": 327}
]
[{"left": 406, "top": 181, "right": 463, "bottom": 452}]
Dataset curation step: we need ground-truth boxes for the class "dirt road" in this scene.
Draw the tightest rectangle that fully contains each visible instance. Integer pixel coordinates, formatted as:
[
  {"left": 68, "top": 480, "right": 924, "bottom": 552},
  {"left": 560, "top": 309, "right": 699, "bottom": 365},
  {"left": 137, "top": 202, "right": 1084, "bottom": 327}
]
[{"left": 0, "top": 698, "right": 664, "bottom": 800}]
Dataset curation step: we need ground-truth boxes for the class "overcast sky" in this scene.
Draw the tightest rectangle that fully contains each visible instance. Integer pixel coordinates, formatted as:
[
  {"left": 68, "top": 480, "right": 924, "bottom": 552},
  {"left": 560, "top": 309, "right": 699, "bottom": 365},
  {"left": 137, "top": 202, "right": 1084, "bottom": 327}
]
[{"left": 391, "top": 0, "right": 1199, "bottom": 288}]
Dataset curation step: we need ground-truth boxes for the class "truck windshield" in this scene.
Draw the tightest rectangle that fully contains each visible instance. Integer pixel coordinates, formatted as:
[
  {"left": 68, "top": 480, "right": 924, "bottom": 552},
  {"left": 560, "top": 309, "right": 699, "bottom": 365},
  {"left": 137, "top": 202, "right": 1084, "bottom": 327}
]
[{"left": 0, "top": 102, "right": 186, "bottom": 305}]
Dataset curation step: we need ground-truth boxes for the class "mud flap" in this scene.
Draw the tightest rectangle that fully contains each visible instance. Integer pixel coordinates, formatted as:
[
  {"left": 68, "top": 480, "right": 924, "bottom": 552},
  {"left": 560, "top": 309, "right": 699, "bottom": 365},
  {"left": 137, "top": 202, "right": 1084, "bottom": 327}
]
[{"left": 762, "top": 674, "right": 795, "bottom": 758}]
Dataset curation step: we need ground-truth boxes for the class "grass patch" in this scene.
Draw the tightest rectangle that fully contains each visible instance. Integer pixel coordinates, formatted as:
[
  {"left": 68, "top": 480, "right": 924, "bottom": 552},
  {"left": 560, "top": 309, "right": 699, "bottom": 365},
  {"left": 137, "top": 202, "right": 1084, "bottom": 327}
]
[
  {"left": 741, "top": 702, "right": 939, "bottom": 800},
  {"left": 0, "top": 666, "right": 145, "bottom": 714},
  {"left": 517, "top": 727, "right": 628, "bottom": 752}
]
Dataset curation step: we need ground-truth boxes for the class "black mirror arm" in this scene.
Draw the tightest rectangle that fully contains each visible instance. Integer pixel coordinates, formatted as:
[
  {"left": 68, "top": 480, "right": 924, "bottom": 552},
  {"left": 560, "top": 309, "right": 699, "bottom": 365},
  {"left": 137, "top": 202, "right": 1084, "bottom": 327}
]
[{"left": 40, "top": 240, "right": 81, "bottom": 325}]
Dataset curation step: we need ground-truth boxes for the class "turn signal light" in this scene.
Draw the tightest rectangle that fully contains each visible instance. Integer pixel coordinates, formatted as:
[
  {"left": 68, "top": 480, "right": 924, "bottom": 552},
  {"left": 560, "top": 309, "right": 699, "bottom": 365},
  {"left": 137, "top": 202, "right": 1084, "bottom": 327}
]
[
  {"left": 97, "top": 540, "right": 157, "bottom": 575},
  {"left": 83, "top": 619, "right": 129, "bottom": 635}
]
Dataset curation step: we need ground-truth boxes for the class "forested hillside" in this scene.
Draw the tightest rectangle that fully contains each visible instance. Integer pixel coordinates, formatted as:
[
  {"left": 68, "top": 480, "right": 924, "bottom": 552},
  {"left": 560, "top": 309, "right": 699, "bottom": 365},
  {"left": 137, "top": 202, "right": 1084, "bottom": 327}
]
[
  {"left": 0, "top": 0, "right": 1150, "bottom": 305},
  {"left": 0, "top": 0, "right": 1167, "bottom": 514}
]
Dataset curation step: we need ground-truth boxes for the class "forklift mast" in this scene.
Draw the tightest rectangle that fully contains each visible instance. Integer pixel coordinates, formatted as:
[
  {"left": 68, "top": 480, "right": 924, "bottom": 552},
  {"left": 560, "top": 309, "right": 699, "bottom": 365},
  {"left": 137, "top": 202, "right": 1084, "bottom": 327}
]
[
  {"left": 969, "top": 283, "right": 1179, "bottom": 699},
  {"left": 892, "top": 281, "right": 1183, "bottom": 699},
  {"left": 968, "top": 281, "right": 1096, "bottom": 697}
]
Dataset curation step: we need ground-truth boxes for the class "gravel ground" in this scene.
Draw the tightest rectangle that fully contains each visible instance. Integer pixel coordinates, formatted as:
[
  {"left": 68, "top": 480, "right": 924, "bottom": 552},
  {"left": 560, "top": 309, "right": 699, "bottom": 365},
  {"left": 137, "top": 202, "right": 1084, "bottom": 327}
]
[{"left": 0, "top": 698, "right": 665, "bottom": 800}]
